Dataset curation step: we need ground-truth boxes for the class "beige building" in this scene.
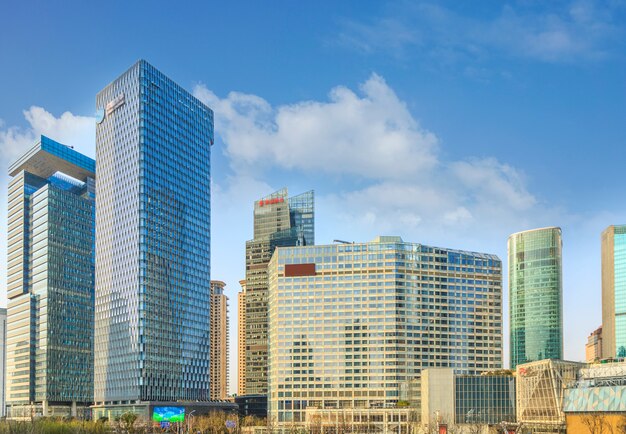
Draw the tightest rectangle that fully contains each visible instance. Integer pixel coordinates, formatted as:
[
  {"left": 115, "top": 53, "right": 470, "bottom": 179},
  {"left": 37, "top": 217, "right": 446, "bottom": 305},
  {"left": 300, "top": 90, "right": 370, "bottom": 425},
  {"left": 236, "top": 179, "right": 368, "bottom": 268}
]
[
  {"left": 210, "top": 281, "right": 229, "bottom": 400},
  {"left": 238, "top": 280, "right": 247, "bottom": 396},
  {"left": 586, "top": 326, "right": 603, "bottom": 362},
  {"left": 602, "top": 225, "right": 626, "bottom": 359},
  {"left": 268, "top": 236, "right": 503, "bottom": 429}
]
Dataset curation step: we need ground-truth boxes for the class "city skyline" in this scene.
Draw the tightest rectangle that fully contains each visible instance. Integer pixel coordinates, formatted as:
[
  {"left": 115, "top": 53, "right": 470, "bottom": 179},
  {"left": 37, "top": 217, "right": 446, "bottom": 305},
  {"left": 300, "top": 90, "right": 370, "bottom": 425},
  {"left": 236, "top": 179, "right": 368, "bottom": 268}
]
[{"left": 2, "top": 1, "right": 626, "bottom": 394}]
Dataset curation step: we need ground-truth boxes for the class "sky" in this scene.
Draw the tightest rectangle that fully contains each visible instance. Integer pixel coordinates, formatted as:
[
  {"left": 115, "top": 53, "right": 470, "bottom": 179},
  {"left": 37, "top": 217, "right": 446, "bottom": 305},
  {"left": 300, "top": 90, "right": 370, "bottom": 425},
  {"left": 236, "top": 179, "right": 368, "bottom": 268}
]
[{"left": 1, "top": 0, "right": 626, "bottom": 394}]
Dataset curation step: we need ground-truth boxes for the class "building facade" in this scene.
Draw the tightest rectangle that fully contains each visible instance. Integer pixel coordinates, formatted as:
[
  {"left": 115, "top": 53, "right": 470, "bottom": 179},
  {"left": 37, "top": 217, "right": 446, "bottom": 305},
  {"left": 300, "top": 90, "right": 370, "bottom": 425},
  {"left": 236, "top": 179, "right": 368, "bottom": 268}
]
[
  {"left": 602, "top": 225, "right": 626, "bottom": 359},
  {"left": 210, "top": 280, "right": 229, "bottom": 400},
  {"left": 417, "top": 368, "right": 516, "bottom": 430},
  {"left": 93, "top": 60, "right": 213, "bottom": 417},
  {"left": 0, "top": 307, "right": 7, "bottom": 417},
  {"left": 244, "top": 188, "right": 314, "bottom": 395},
  {"left": 586, "top": 326, "right": 603, "bottom": 362},
  {"left": 267, "top": 236, "right": 503, "bottom": 428},
  {"left": 238, "top": 280, "right": 247, "bottom": 396},
  {"left": 509, "top": 227, "right": 563, "bottom": 369},
  {"left": 516, "top": 359, "right": 583, "bottom": 433},
  {"left": 6, "top": 136, "right": 95, "bottom": 418}
]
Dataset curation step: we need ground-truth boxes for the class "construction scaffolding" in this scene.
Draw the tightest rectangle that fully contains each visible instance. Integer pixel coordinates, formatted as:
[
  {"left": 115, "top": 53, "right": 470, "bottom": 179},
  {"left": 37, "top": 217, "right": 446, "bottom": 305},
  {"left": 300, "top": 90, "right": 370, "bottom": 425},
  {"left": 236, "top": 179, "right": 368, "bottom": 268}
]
[{"left": 516, "top": 359, "right": 585, "bottom": 433}]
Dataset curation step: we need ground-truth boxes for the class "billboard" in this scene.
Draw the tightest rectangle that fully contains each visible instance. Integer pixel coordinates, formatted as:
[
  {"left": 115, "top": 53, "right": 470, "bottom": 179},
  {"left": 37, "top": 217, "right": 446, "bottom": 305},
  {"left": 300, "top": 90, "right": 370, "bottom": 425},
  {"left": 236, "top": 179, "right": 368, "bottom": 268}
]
[{"left": 152, "top": 406, "right": 185, "bottom": 423}]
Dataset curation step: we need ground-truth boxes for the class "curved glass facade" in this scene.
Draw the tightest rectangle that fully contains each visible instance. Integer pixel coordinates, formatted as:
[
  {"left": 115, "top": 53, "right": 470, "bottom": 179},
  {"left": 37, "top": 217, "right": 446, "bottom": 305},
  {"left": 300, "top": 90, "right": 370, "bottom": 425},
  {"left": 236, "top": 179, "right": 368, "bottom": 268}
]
[
  {"left": 94, "top": 61, "right": 213, "bottom": 405},
  {"left": 509, "top": 227, "right": 563, "bottom": 369}
]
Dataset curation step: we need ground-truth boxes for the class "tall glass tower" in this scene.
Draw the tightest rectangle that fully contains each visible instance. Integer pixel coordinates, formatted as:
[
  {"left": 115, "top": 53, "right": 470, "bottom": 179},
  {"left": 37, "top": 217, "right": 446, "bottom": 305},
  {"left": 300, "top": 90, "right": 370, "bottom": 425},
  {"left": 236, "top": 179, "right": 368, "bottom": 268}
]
[
  {"left": 509, "top": 227, "right": 563, "bottom": 369},
  {"left": 6, "top": 136, "right": 95, "bottom": 418},
  {"left": 601, "top": 225, "right": 626, "bottom": 358},
  {"left": 244, "top": 188, "right": 314, "bottom": 396},
  {"left": 94, "top": 60, "right": 213, "bottom": 416}
]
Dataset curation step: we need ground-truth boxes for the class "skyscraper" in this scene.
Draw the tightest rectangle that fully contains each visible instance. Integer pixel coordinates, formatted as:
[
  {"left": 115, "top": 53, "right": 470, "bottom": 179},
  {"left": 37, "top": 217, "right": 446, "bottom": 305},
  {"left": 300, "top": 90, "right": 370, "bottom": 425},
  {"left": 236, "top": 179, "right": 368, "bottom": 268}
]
[
  {"left": 238, "top": 280, "right": 247, "bottom": 396},
  {"left": 267, "top": 236, "right": 503, "bottom": 428},
  {"left": 601, "top": 225, "right": 626, "bottom": 358},
  {"left": 0, "top": 307, "right": 7, "bottom": 417},
  {"left": 585, "top": 326, "right": 603, "bottom": 362},
  {"left": 210, "top": 281, "right": 229, "bottom": 400},
  {"left": 244, "top": 188, "right": 314, "bottom": 395},
  {"left": 509, "top": 227, "right": 563, "bottom": 369},
  {"left": 93, "top": 60, "right": 213, "bottom": 417},
  {"left": 6, "top": 136, "right": 95, "bottom": 419}
]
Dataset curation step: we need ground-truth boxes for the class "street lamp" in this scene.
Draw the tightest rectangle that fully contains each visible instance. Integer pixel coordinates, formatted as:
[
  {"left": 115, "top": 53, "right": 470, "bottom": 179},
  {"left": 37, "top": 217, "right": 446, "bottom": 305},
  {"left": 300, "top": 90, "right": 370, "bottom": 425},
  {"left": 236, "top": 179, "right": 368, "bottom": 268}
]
[{"left": 187, "top": 410, "right": 196, "bottom": 433}]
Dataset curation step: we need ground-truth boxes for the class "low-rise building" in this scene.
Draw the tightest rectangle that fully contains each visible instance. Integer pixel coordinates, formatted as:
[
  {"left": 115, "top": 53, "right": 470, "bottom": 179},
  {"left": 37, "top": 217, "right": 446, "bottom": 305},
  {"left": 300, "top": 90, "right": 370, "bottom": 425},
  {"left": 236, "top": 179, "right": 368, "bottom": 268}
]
[
  {"left": 418, "top": 368, "right": 515, "bottom": 432},
  {"left": 563, "top": 361, "right": 626, "bottom": 432},
  {"left": 515, "top": 359, "right": 584, "bottom": 433}
]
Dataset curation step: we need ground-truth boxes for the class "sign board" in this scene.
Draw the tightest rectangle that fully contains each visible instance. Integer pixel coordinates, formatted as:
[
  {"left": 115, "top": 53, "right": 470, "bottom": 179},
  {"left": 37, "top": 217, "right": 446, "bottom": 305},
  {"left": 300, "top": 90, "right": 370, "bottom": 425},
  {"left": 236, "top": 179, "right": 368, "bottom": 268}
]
[
  {"left": 160, "top": 422, "right": 171, "bottom": 429},
  {"left": 225, "top": 420, "right": 237, "bottom": 429},
  {"left": 152, "top": 406, "right": 185, "bottom": 423},
  {"left": 105, "top": 93, "right": 125, "bottom": 117}
]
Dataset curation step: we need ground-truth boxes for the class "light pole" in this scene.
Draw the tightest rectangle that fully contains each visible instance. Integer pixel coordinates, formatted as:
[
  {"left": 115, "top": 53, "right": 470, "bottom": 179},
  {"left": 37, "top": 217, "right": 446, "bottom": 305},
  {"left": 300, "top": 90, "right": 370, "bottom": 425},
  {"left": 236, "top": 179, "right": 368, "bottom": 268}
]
[{"left": 187, "top": 410, "right": 196, "bottom": 434}]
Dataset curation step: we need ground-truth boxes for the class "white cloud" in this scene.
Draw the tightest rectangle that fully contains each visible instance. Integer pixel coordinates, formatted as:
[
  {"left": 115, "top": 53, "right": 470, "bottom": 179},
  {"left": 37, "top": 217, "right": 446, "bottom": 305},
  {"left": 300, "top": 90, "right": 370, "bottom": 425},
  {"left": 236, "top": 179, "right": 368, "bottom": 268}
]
[
  {"left": 0, "top": 106, "right": 95, "bottom": 167},
  {"left": 196, "top": 75, "right": 542, "bottom": 242},
  {"left": 336, "top": 1, "right": 624, "bottom": 64},
  {"left": 195, "top": 74, "right": 438, "bottom": 179}
]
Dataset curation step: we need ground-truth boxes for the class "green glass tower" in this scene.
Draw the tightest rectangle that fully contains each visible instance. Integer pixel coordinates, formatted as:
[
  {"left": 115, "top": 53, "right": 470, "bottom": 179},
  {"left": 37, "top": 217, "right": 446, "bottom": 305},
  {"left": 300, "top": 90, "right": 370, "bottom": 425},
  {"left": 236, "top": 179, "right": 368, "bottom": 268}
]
[{"left": 509, "top": 227, "right": 563, "bottom": 369}]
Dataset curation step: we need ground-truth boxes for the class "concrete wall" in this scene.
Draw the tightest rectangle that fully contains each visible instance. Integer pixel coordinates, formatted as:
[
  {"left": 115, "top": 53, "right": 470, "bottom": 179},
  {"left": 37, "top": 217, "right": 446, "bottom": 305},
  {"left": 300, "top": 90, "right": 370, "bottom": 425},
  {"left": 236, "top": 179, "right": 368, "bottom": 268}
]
[{"left": 421, "top": 368, "right": 455, "bottom": 428}]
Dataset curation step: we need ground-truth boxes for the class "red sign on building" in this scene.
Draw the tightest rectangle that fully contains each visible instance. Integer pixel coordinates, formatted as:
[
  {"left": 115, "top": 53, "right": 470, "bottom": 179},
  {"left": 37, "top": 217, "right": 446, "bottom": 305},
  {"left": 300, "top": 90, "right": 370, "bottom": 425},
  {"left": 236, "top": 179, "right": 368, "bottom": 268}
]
[{"left": 259, "top": 197, "right": 285, "bottom": 207}]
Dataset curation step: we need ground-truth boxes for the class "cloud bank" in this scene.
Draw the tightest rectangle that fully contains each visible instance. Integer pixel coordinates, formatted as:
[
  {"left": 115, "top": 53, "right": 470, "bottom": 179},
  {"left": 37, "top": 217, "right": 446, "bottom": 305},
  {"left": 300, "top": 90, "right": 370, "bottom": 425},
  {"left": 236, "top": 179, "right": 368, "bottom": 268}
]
[{"left": 195, "top": 74, "right": 546, "bottom": 242}]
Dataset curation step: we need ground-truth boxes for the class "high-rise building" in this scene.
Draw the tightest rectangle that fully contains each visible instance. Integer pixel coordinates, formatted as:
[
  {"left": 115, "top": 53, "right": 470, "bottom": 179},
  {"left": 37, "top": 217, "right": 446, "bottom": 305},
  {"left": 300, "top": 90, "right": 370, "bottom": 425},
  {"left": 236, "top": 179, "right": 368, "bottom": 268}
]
[
  {"left": 509, "top": 227, "right": 563, "bottom": 369},
  {"left": 602, "top": 225, "right": 626, "bottom": 358},
  {"left": 93, "top": 60, "right": 213, "bottom": 418},
  {"left": 6, "top": 136, "right": 95, "bottom": 419},
  {"left": 585, "top": 326, "right": 603, "bottom": 362},
  {"left": 238, "top": 280, "right": 247, "bottom": 396},
  {"left": 0, "top": 307, "right": 7, "bottom": 417},
  {"left": 210, "top": 281, "right": 229, "bottom": 400},
  {"left": 267, "top": 236, "right": 503, "bottom": 427},
  {"left": 244, "top": 188, "right": 314, "bottom": 395}
]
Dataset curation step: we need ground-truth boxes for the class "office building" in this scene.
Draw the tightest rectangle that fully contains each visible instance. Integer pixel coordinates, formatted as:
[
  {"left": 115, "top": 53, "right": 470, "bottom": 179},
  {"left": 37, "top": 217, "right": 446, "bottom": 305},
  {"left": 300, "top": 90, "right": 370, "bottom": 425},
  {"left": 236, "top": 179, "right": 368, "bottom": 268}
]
[
  {"left": 602, "top": 225, "right": 626, "bottom": 358},
  {"left": 244, "top": 188, "right": 314, "bottom": 395},
  {"left": 586, "top": 326, "right": 603, "bottom": 362},
  {"left": 210, "top": 280, "right": 229, "bottom": 400},
  {"left": 238, "top": 280, "right": 247, "bottom": 396},
  {"left": 6, "top": 136, "right": 95, "bottom": 419},
  {"left": 267, "top": 236, "right": 503, "bottom": 429},
  {"left": 0, "top": 308, "right": 6, "bottom": 417},
  {"left": 93, "top": 60, "right": 213, "bottom": 418},
  {"left": 509, "top": 227, "right": 563, "bottom": 369}
]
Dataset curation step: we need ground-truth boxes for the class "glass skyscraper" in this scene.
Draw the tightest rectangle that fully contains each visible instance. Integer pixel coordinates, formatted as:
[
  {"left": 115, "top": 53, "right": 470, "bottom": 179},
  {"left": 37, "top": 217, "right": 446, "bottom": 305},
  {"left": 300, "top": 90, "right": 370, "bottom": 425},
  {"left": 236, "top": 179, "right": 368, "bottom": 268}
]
[
  {"left": 245, "top": 188, "right": 314, "bottom": 395},
  {"left": 602, "top": 225, "right": 626, "bottom": 358},
  {"left": 509, "top": 227, "right": 563, "bottom": 369},
  {"left": 6, "top": 136, "right": 95, "bottom": 418},
  {"left": 268, "top": 236, "right": 503, "bottom": 427},
  {"left": 93, "top": 60, "right": 213, "bottom": 416}
]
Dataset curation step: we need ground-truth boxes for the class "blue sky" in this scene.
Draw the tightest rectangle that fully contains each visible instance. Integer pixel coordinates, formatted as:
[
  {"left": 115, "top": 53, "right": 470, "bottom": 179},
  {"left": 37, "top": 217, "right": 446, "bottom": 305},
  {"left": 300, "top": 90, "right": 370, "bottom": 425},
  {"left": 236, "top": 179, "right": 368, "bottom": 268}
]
[{"left": 2, "top": 1, "right": 626, "bottom": 392}]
